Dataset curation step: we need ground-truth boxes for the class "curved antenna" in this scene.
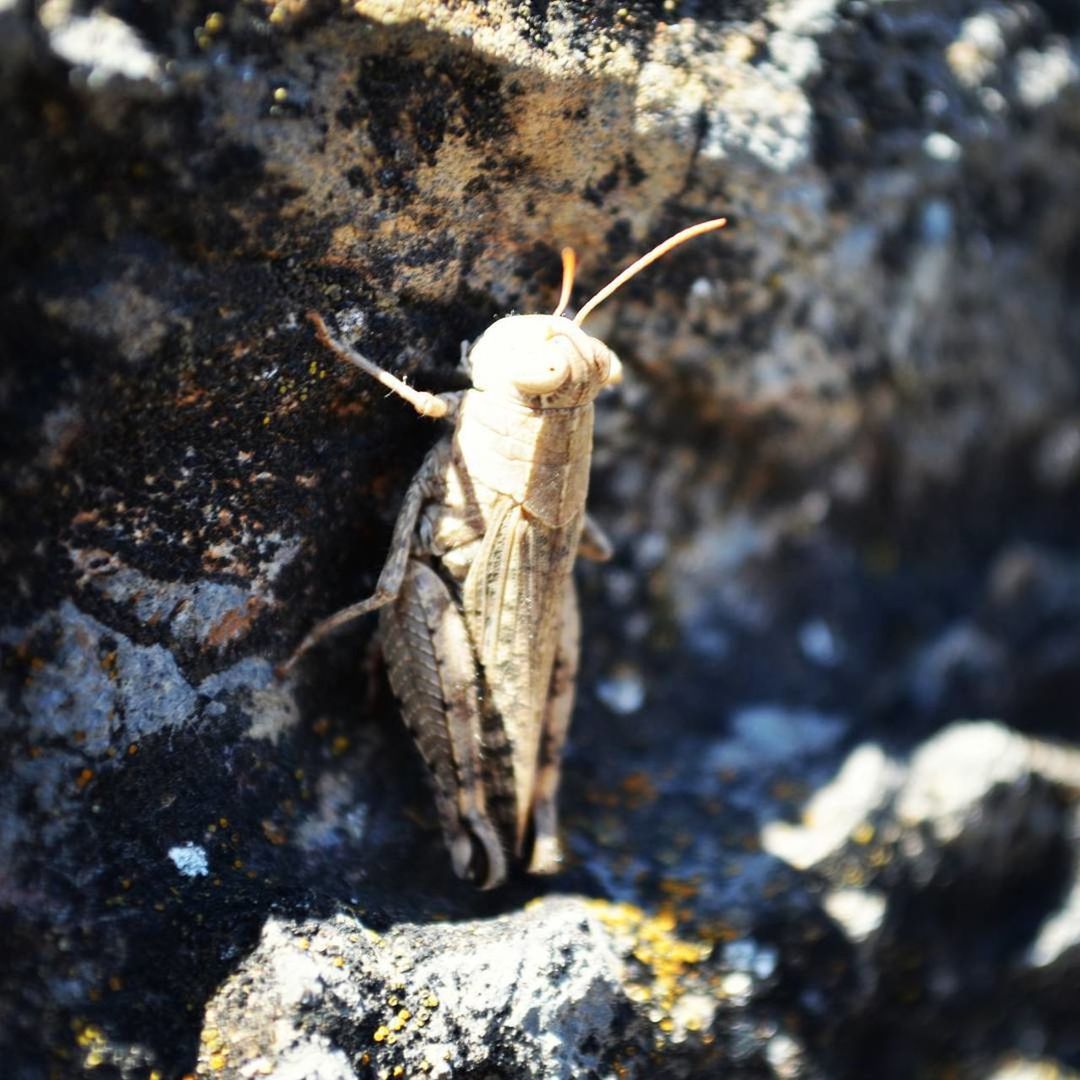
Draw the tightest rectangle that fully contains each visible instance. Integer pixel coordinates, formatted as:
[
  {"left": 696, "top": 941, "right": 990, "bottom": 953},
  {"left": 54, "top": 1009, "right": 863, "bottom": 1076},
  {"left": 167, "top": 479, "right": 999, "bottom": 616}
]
[
  {"left": 552, "top": 247, "right": 577, "bottom": 318},
  {"left": 573, "top": 217, "right": 727, "bottom": 327}
]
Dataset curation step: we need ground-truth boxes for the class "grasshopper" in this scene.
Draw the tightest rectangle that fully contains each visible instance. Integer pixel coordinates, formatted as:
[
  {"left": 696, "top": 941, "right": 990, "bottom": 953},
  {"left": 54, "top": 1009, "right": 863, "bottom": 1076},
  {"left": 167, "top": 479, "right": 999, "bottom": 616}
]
[{"left": 282, "top": 219, "right": 727, "bottom": 887}]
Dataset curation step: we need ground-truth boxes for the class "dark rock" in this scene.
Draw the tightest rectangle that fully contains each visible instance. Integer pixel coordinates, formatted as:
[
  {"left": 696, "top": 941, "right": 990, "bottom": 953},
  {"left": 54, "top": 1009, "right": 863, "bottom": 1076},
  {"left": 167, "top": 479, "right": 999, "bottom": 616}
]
[{"left": 2, "top": 1, "right": 1079, "bottom": 1076}]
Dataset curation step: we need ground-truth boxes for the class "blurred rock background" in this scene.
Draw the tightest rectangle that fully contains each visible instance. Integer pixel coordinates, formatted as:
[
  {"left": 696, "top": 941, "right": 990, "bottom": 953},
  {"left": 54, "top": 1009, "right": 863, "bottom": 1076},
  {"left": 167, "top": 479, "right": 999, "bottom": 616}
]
[{"left": 2, "top": 1, "right": 1079, "bottom": 1077}]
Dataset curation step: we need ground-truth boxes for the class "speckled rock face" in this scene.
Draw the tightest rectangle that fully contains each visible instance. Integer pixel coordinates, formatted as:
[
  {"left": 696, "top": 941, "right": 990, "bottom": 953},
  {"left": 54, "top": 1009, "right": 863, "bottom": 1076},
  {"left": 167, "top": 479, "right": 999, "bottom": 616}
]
[{"left": 2, "top": 1, "right": 1080, "bottom": 1078}]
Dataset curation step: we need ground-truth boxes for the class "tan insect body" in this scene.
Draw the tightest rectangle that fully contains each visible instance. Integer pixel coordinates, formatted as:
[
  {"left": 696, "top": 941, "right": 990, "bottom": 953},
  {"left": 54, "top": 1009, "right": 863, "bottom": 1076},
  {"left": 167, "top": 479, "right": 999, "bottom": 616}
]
[
  {"left": 454, "top": 392, "right": 595, "bottom": 526},
  {"left": 283, "top": 219, "right": 727, "bottom": 888}
]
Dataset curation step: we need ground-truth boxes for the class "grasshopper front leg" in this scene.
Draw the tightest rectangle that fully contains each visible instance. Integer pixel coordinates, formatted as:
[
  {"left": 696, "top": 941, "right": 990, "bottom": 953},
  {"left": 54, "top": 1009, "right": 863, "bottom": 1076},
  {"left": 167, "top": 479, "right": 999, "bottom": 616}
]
[{"left": 381, "top": 560, "right": 507, "bottom": 888}]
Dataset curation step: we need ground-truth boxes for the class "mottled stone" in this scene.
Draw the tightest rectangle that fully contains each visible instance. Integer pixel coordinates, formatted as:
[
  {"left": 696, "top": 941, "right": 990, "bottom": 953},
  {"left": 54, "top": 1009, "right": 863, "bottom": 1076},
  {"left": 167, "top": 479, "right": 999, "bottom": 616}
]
[{"left": 2, "top": 0, "right": 1079, "bottom": 1076}]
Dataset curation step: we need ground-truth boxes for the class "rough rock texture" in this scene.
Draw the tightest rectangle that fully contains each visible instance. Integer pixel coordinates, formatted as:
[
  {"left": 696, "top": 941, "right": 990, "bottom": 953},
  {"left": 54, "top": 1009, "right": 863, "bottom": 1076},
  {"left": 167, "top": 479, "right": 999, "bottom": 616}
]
[
  {"left": 198, "top": 898, "right": 636, "bottom": 1079},
  {"left": 2, "top": 1, "right": 1080, "bottom": 1077}
]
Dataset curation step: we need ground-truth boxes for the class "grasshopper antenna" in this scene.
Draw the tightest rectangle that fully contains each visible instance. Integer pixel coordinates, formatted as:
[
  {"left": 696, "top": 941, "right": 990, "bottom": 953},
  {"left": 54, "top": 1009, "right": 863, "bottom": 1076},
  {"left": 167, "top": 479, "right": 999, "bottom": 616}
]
[
  {"left": 573, "top": 217, "right": 727, "bottom": 327},
  {"left": 552, "top": 247, "right": 577, "bottom": 318},
  {"left": 308, "top": 311, "right": 449, "bottom": 419}
]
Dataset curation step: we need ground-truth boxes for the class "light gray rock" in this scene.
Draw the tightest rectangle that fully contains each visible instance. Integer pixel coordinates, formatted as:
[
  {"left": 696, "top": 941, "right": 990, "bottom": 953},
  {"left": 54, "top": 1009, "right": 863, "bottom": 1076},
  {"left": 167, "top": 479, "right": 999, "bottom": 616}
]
[{"left": 200, "top": 898, "right": 636, "bottom": 1080}]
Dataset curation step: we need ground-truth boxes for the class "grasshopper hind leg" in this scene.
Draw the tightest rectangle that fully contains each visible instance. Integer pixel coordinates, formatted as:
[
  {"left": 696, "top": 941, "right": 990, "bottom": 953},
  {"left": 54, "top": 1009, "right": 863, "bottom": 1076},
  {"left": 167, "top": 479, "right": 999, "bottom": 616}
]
[
  {"left": 380, "top": 560, "right": 508, "bottom": 889},
  {"left": 528, "top": 576, "right": 581, "bottom": 875},
  {"left": 278, "top": 441, "right": 453, "bottom": 678}
]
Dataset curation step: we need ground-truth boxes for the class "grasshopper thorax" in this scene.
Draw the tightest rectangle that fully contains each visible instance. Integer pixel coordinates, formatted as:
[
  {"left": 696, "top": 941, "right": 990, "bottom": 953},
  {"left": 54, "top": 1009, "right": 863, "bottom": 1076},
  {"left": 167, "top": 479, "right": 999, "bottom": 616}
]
[{"left": 467, "top": 313, "right": 622, "bottom": 410}]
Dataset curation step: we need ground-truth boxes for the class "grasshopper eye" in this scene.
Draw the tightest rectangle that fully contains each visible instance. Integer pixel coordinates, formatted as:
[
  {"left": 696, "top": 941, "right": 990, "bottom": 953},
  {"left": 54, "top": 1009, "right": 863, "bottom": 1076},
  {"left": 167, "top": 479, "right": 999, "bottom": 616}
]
[
  {"left": 510, "top": 335, "right": 572, "bottom": 395},
  {"left": 604, "top": 349, "right": 623, "bottom": 387}
]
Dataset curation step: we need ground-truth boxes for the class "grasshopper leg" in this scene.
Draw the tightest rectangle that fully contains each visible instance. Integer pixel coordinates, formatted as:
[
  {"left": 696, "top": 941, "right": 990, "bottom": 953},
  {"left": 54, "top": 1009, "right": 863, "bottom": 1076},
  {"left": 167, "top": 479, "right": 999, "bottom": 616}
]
[
  {"left": 308, "top": 311, "right": 460, "bottom": 420},
  {"left": 278, "top": 444, "right": 447, "bottom": 677},
  {"left": 528, "top": 576, "right": 581, "bottom": 875},
  {"left": 381, "top": 560, "right": 507, "bottom": 889},
  {"left": 578, "top": 513, "right": 613, "bottom": 562}
]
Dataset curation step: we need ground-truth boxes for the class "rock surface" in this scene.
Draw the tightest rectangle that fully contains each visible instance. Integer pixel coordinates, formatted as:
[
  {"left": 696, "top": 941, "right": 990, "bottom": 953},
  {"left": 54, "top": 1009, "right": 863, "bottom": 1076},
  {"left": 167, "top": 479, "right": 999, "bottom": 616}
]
[{"left": 2, "top": 1, "right": 1080, "bottom": 1077}]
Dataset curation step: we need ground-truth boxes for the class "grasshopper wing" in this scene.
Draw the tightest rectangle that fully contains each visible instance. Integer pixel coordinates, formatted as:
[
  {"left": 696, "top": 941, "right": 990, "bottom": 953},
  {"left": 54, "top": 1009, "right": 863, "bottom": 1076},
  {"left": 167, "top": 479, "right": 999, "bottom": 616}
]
[{"left": 462, "top": 495, "right": 581, "bottom": 852}]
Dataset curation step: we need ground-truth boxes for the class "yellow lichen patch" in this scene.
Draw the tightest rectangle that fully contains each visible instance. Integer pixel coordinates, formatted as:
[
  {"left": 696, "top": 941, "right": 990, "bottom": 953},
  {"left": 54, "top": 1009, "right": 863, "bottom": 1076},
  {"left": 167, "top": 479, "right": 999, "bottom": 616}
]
[
  {"left": 364, "top": 984, "right": 438, "bottom": 1062},
  {"left": 587, "top": 899, "right": 712, "bottom": 1017},
  {"left": 851, "top": 821, "right": 875, "bottom": 845},
  {"left": 74, "top": 1021, "right": 106, "bottom": 1049},
  {"left": 263, "top": 0, "right": 312, "bottom": 27},
  {"left": 71, "top": 1015, "right": 123, "bottom": 1075}
]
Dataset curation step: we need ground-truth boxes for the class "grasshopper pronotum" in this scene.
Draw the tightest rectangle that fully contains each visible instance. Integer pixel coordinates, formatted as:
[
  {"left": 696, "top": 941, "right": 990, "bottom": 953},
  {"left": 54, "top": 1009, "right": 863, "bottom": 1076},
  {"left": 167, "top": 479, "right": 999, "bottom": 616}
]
[{"left": 283, "top": 219, "right": 727, "bottom": 887}]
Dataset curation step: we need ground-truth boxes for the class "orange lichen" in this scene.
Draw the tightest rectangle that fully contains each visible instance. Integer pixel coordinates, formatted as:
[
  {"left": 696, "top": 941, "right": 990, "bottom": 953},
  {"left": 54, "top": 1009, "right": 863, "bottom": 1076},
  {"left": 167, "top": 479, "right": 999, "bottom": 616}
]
[
  {"left": 262, "top": 819, "right": 288, "bottom": 845},
  {"left": 206, "top": 597, "right": 264, "bottom": 647},
  {"left": 620, "top": 771, "right": 658, "bottom": 808}
]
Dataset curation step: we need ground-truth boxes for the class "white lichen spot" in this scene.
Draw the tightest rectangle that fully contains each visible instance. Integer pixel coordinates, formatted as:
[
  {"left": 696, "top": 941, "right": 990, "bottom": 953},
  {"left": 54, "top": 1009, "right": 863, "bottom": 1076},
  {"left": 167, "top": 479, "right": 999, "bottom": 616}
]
[
  {"left": 46, "top": 9, "right": 162, "bottom": 85},
  {"left": 689, "top": 276, "right": 714, "bottom": 299},
  {"left": 168, "top": 842, "right": 209, "bottom": 877},
  {"left": 823, "top": 887, "right": 887, "bottom": 943},
  {"left": 895, "top": 721, "right": 1032, "bottom": 843},
  {"left": 1015, "top": 41, "right": 1079, "bottom": 110},
  {"left": 723, "top": 937, "right": 778, "bottom": 980},
  {"left": 798, "top": 618, "right": 842, "bottom": 667},
  {"left": 765, "top": 1029, "right": 807, "bottom": 1079},
  {"left": 710, "top": 704, "right": 846, "bottom": 773},
  {"left": 763, "top": 743, "right": 901, "bottom": 869},
  {"left": 719, "top": 970, "right": 753, "bottom": 1002},
  {"left": 595, "top": 666, "right": 645, "bottom": 715},
  {"left": 923, "top": 132, "right": 962, "bottom": 163}
]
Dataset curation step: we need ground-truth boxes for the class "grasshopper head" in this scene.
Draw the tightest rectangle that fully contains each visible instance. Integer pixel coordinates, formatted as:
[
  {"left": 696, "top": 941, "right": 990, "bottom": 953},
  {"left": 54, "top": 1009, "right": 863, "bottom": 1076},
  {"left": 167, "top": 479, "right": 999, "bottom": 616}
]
[
  {"left": 468, "top": 313, "right": 622, "bottom": 409},
  {"left": 467, "top": 219, "right": 728, "bottom": 411}
]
